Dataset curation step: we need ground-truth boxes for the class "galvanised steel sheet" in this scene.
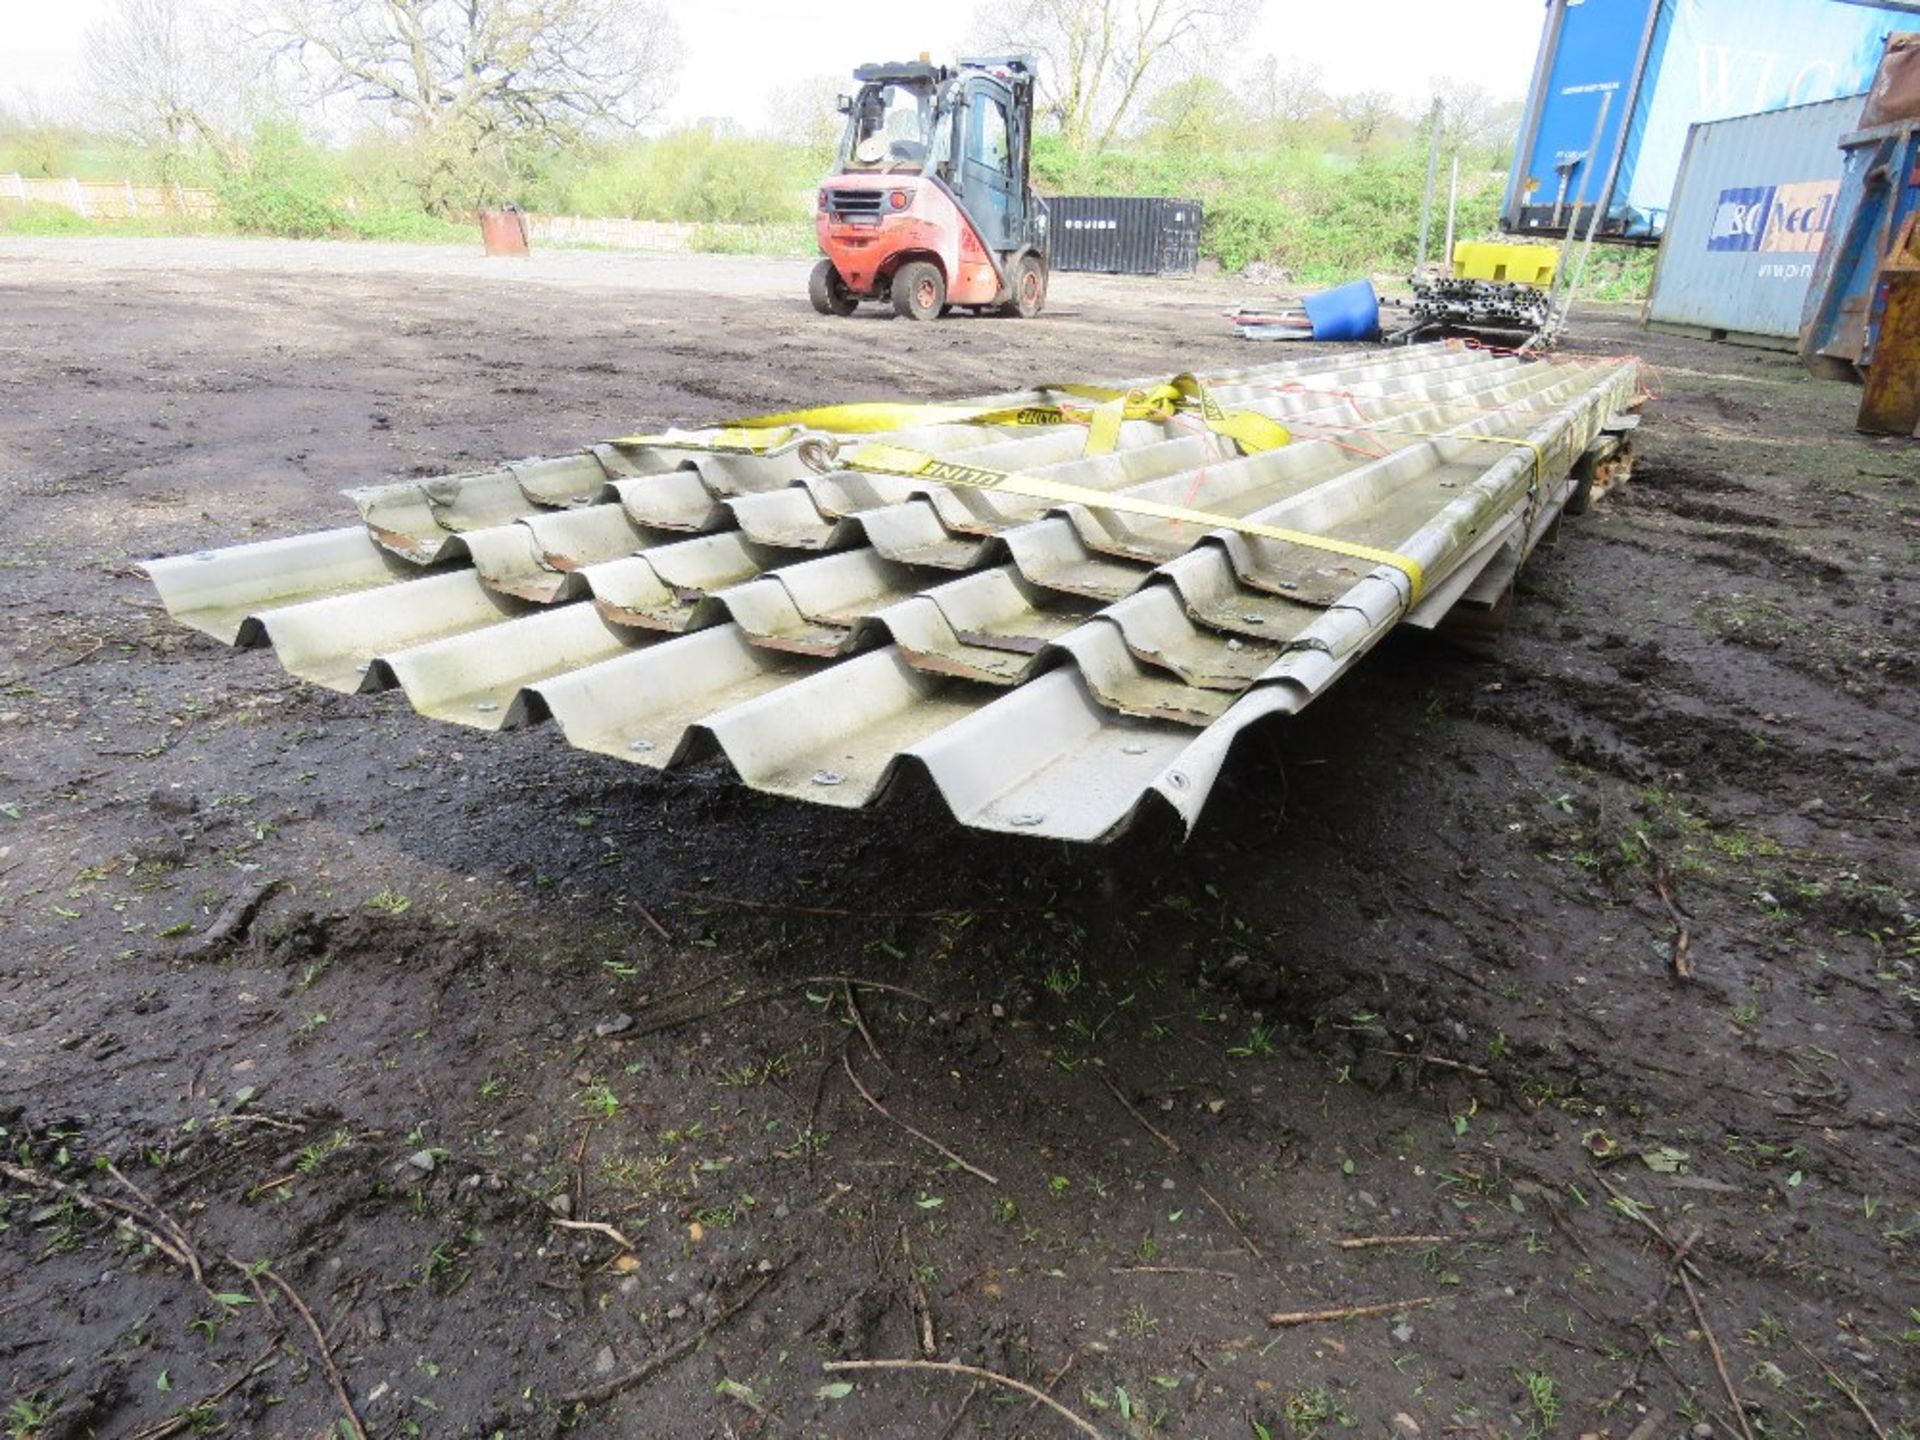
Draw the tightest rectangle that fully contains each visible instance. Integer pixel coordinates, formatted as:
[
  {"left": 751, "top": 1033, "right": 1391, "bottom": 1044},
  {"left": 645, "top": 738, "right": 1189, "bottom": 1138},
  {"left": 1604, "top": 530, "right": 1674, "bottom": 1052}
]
[
  {"left": 1646, "top": 94, "right": 1864, "bottom": 342},
  {"left": 145, "top": 345, "right": 1641, "bottom": 843}
]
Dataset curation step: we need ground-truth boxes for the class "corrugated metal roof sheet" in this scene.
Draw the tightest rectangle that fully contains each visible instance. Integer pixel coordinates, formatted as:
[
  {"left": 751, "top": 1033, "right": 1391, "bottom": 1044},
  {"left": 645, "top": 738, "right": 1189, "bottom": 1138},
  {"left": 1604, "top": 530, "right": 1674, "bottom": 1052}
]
[{"left": 146, "top": 344, "right": 1640, "bottom": 842}]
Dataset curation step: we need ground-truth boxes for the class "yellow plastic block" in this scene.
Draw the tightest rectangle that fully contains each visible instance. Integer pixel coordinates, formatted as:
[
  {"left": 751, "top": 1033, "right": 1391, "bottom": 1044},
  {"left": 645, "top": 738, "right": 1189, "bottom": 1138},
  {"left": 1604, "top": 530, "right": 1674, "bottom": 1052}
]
[{"left": 1451, "top": 241, "right": 1559, "bottom": 287}]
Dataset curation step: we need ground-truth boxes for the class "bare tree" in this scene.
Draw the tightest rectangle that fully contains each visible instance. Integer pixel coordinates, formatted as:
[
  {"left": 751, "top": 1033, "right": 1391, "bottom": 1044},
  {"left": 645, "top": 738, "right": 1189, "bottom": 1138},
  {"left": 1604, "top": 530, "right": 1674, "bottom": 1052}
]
[
  {"left": 1336, "top": 89, "right": 1397, "bottom": 151},
  {"left": 84, "top": 0, "right": 243, "bottom": 177},
  {"left": 1427, "top": 78, "right": 1510, "bottom": 158},
  {"left": 976, "top": 0, "right": 1260, "bottom": 151},
  {"left": 763, "top": 72, "right": 846, "bottom": 159},
  {"left": 264, "top": 0, "right": 683, "bottom": 207},
  {"left": 0, "top": 95, "right": 82, "bottom": 179},
  {"left": 1245, "top": 55, "right": 1323, "bottom": 132}
]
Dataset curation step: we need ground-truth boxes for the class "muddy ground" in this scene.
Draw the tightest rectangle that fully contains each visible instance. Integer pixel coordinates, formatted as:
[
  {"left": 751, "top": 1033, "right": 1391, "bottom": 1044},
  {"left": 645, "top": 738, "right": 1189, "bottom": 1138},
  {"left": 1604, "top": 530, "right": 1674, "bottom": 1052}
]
[{"left": 0, "top": 241, "right": 1914, "bottom": 1440}]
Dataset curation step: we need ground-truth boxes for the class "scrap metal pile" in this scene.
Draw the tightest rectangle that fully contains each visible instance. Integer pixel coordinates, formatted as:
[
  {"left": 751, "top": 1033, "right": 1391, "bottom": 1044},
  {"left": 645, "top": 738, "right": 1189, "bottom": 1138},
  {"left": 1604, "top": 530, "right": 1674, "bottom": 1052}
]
[
  {"left": 1404, "top": 276, "right": 1552, "bottom": 340},
  {"left": 146, "top": 344, "right": 1641, "bottom": 842}
]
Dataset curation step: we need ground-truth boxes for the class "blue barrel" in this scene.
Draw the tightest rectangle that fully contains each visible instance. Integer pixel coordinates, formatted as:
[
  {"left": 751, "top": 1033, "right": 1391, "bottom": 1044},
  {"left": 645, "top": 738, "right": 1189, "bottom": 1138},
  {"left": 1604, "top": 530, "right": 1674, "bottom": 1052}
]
[{"left": 1302, "top": 280, "right": 1381, "bottom": 341}]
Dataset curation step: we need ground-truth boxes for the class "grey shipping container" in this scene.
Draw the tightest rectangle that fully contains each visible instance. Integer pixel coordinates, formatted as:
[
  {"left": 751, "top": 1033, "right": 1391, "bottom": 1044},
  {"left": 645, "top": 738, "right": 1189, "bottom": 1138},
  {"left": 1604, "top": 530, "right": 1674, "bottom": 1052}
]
[
  {"left": 1645, "top": 94, "right": 1864, "bottom": 346},
  {"left": 1045, "top": 196, "right": 1203, "bottom": 276}
]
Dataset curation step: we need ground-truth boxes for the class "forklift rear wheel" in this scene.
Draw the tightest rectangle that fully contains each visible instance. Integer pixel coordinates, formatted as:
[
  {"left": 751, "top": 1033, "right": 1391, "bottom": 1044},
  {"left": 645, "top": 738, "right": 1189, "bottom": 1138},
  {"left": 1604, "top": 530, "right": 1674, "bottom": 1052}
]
[
  {"left": 809, "top": 260, "right": 857, "bottom": 316},
  {"left": 891, "top": 262, "right": 945, "bottom": 321},
  {"left": 1002, "top": 254, "right": 1047, "bottom": 318}
]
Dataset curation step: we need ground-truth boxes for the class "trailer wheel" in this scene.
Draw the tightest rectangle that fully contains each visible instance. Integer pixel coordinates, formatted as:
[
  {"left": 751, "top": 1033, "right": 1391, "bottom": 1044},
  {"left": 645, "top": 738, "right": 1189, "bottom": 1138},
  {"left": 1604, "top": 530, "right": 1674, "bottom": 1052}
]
[
  {"left": 1001, "top": 254, "right": 1047, "bottom": 318},
  {"left": 891, "top": 262, "right": 945, "bottom": 321},
  {"left": 809, "top": 260, "right": 857, "bottom": 316}
]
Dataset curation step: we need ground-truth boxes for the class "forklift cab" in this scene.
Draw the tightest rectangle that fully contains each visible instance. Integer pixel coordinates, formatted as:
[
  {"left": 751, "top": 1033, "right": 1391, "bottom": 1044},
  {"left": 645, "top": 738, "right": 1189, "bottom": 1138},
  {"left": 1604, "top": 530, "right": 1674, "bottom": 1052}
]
[{"left": 813, "top": 56, "right": 1049, "bottom": 320}]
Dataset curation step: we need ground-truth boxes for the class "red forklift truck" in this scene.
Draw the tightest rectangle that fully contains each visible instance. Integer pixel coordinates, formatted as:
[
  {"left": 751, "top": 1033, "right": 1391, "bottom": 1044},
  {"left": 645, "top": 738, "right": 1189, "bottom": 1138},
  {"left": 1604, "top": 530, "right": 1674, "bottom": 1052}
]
[{"left": 809, "top": 55, "right": 1050, "bottom": 321}]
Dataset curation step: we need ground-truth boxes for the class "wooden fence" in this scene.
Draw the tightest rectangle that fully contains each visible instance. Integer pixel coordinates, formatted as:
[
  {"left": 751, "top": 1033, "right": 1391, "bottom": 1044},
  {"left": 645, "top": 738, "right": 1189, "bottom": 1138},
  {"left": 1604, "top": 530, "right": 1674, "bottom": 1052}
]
[{"left": 1, "top": 174, "right": 220, "bottom": 219}]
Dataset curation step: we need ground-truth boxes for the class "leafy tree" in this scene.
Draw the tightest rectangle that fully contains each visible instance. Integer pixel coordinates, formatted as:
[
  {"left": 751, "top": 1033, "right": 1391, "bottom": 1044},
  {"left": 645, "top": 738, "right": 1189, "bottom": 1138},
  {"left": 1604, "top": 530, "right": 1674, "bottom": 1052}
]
[
  {"left": 263, "top": 0, "right": 683, "bottom": 210},
  {"left": 1142, "top": 75, "right": 1245, "bottom": 151}
]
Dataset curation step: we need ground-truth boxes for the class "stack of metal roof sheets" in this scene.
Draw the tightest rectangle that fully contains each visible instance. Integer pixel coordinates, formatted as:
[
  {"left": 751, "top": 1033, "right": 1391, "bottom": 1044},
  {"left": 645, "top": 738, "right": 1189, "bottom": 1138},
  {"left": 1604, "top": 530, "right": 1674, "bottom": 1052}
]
[{"left": 146, "top": 343, "right": 1640, "bottom": 841}]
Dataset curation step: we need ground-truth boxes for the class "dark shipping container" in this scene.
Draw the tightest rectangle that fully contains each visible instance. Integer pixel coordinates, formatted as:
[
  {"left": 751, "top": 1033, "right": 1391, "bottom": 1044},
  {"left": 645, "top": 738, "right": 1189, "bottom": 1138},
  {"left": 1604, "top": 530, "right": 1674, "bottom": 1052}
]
[{"left": 1045, "top": 196, "right": 1203, "bottom": 276}]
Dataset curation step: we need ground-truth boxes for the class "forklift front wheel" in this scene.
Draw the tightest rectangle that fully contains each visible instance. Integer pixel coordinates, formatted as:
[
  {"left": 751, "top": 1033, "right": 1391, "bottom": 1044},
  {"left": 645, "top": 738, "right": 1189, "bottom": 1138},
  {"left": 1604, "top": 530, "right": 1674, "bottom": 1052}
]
[
  {"left": 809, "top": 260, "right": 857, "bottom": 317},
  {"left": 1002, "top": 254, "right": 1047, "bottom": 318},
  {"left": 891, "top": 262, "right": 946, "bottom": 322}
]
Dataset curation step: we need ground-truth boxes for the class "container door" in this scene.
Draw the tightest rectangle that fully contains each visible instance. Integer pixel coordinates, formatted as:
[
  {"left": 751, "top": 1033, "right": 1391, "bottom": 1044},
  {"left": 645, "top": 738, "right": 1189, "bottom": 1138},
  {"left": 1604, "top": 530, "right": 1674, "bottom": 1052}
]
[{"left": 959, "top": 81, "right": 1019, "bottom": 253}]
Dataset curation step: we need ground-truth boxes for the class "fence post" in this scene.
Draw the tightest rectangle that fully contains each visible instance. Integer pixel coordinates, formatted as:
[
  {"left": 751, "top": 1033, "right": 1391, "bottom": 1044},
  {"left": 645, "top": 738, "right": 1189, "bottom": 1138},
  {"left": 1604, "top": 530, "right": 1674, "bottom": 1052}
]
[
  {"left": 125, "top": 179, "right": 140, "bottom": 218},
  {"left": 69, "top": 177, "right": 90, "bottom": 218}
]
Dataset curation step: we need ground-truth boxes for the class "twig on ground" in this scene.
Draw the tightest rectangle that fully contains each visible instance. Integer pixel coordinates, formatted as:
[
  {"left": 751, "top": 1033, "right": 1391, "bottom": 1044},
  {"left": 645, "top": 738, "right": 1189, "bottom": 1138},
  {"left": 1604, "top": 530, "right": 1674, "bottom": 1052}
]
[
  {"left": 808, "top": 975, "right": 936, "bottom": 1006},
  {"left": 1269, "top": 1296, "right": 1435, "bottom": 1327},
  {"left": 126, "top": 1346, "right": 280, "bottom": 1440},
  {"left": 901, "top": 1228, "right": 936, "bottom": 1358},
  {"left": 823, "top": 1359, "right": 1108, "bottom": 1440},
  {"left": 935, "top": 1380, "right": 983, "bottom": 1440},
  {"left": 105, "top": 1162, "right": 205, "bottom": 1286},
  {"left": 1791, "top": 1336, "right": 1888, "bottom": 1440},
  {"left": 805, "top": 1052, "right": 835, "bottom": 1176},
  {"left": 1651, "top": 854, "right": 1694, "bottom": 980},
  {"left": 638, "top": 972, "right": 723, "bottom": 1012},
  {"left": 1591, "top": 1171, "right": 1703, "bottom": 1280},
  {"left": 571, "top": 1119, "right": 595, "bottom": 1225},
  {"left": 31, "top": 638, "right": 105, "bottom": 677},
  {"left": 1377, "top": 1049, "right": 1492, "bottom": 1078},
  {"left": 1333, "top": 1234, "right": 1460, "bottom": 1250},
  {"left": 1196, "top": 1181, "right": 1263, "bottom": 1262},
  {"left": 1013, "top": 1351, "right": 1078, "bottom": 1436},
  {"left": 1111, "top": 1264, "right": 1241, "bottom": 1280},
  {"left": 559, "top": 1270, "right": 777, "bottom": 1407},
  {"left": 845, "top": 981, "right": 886, "bottom": 1067},
  {"left": 1589, "top": 1172, "right": 1753, "bottom": 1440},
  {"left": 1649, "top": 1335, "right": 1736, "bottom": 1438},
  {"left": 0, "top": 1160, "right": 205, "bottom": 1285},
  {"left": 1094, "top": 1072, "right": 1260, "bottom": 1259},
  {"left": 246, "top": 1259, "right": 367, "bottom": 1440},
  {"left": 842, "top": 1046, "right": 998, "bottom": 1185},
  {"left": 551, "top": 1218, "right": 639, "bottom": 1252},
  {"left": 633, "top": 974, "right": 935, "bottom": 1038},
  {"left": 1097, "top": 1072, "right": 1182, "bottom": 1156},
  {"left": 633, "top": 903, "right": 673, "bottom": 942},
  {"left": 1603, "top": 1228, "right": 1701, "bottom": 1412},
  {"left": 1680, "top": 1267, "right": 1757, "bottom": 1440},
  {"left": 322, "top": 1276, "right": 367, "bottom": 1348}
]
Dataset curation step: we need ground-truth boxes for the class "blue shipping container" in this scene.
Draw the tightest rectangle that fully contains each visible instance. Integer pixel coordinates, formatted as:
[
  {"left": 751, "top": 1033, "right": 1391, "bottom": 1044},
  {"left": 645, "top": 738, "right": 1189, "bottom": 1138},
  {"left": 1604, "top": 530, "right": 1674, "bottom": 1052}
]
[
  {"left": 1504, "top": 0, "right": 1920, "bottom": 239},
  {"left": 1645, "top": 94, "right": 1863, "bottom": 343}
]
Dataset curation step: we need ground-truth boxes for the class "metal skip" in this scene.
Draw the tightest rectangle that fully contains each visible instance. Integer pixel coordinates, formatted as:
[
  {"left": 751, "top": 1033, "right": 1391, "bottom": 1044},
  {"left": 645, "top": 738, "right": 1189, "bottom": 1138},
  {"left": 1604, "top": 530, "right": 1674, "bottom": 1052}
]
[{"left": 144, "top": 344, "right": 1643, "bottom": 842}]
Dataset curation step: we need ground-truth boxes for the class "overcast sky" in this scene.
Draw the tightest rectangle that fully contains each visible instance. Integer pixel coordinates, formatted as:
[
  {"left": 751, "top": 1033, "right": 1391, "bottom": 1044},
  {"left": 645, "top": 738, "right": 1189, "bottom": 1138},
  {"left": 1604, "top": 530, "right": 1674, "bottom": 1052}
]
[{"left": 2, "top": 0, "right": 1547, "bottom": 127}]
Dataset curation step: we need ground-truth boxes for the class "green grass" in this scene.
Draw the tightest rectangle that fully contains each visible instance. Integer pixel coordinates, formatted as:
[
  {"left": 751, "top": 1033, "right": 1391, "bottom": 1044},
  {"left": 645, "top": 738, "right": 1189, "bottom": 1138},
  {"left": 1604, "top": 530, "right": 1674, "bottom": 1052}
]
[
  {"left": 1, "top": 116, "right": 1660, "bottom": 300},
  {"left": 0, "top": 204, "right": 227, "bottom": 239}
]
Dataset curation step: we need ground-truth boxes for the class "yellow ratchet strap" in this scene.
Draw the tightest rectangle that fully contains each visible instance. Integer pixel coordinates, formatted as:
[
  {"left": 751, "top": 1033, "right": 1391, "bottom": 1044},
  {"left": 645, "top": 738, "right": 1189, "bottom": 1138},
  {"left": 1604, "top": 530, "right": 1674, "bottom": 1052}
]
[
  {"left": 1081, "top": 374, "right": 1293, "bottom": 457},
  {"left": 612, "top": 396, "right": 1122, "bottom": 447},
  {"left": 844, "top": 442, "right": 1423, "bottom": 602},
  {"left": 612, "top": 374, "right": 1292, "bottom": 459}
]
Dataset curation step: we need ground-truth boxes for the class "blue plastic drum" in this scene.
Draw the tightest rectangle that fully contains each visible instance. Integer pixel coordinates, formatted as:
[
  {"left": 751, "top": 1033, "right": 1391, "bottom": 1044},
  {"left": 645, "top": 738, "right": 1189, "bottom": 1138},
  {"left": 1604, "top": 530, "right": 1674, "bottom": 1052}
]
[{"left": 1302, "top": 280, "right": 1381, "bottom": 341}]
